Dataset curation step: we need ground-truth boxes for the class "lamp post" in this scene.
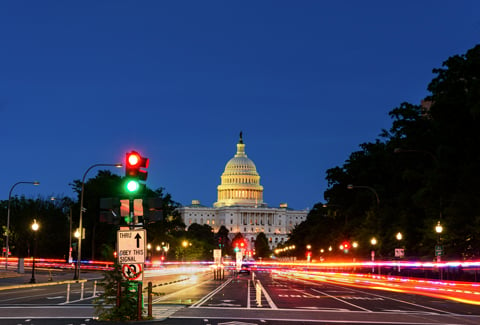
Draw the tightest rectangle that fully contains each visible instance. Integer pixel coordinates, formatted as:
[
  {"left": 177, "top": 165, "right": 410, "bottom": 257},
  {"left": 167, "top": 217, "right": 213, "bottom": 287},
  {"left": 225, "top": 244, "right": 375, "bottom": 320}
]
[
  {"left": 347, "top": 184, "right": 380, "bottom": 206},
  {"left": 435, "top": 221, "right": 443, "bottom": 280},
  {"left": 435, "top": 221, "right": 443, "bottom": 262},
  {"left": 74, "top": 163, "right": 122, "bottom": 280},
  {"left": 395, "top": 232, "right": 403, "bottom": 272},
  {"left": 5, "top": 181, "right": 40, "bottom": 270},
  {"left": 182, "top": 240, "right": 190, "bottom": 263},
  {"left": 370, "top": 237, "right": 377, "bottom": 273},
  {"left": 29, "top": 219, "right": 39, "bottom": 283}
]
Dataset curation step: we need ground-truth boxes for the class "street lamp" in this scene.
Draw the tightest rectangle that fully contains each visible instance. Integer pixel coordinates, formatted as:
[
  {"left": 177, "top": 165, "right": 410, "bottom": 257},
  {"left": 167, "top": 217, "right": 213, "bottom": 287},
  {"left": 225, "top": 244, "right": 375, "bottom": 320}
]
[
  {"left": 435, "top": 221, "right": 444, "bottom": 280},
  {"left": 395, "top": 232, "right": 403, "bottom": 272},
  {"left": 74, "top": 163, "right": 122, "bottom": 280},
  {"left": 396, "top": 232, "right": 403, "bottom": 241},
  {"left": 5, "top": 181, "right": 40, "bottom": 270},
  {"left": 435, "top": 221, "right": 443, "bottom": 262},
  {"left": 347, "top": 184, "right": 380, "bottom": 206},
  {"left": 29, "top": 219, "right": 39, "bottom": 283},
  {"left": 370, "top": 237, "right": 377, "bottom": 273}
]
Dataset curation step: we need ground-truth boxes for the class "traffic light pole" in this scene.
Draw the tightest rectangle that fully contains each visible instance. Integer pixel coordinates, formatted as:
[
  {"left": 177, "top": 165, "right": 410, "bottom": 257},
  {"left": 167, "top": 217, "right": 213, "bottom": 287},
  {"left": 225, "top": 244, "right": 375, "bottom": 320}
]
[{"left": 129, "top": 197, "right": 135, "bottom": 229}]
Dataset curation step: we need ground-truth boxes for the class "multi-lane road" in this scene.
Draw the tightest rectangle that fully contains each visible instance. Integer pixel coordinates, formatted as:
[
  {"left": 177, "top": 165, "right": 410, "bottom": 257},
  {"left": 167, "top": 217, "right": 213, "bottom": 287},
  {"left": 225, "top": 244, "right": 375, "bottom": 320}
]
[{"left": 0, "top": 266, "right": 479, "bottom": 324}]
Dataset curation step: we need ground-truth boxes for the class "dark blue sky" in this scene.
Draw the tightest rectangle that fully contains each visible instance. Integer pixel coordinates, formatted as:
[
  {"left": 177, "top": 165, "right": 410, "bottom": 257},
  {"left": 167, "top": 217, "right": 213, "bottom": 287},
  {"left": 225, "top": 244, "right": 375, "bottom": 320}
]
[{"left": 1, "top": 1, "right": 479, "bottom": 210}]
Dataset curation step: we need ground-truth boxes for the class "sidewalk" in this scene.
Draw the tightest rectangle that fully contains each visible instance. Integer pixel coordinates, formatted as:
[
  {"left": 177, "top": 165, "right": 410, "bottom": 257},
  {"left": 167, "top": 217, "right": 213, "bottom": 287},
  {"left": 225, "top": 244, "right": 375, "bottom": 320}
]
[{"left": 0, "top": 267, "right": 98, "bottom": 290}]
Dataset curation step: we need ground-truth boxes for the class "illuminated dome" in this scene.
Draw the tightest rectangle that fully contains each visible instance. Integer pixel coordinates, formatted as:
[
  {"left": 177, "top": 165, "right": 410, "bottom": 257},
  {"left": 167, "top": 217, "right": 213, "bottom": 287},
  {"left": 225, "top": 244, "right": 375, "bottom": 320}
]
[{"left": 214, "top": 132, "right": 265, "bottom": 207}]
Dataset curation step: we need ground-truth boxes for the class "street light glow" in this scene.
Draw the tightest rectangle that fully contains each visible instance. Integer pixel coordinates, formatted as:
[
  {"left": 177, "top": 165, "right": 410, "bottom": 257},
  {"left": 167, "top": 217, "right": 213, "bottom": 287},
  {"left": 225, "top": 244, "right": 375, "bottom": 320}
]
[
  {"left": 31, "top": 219, "right": 39, "bottom": 231},
  {"left": 435, "top": 221, "right": 443, "bottom": 234}
]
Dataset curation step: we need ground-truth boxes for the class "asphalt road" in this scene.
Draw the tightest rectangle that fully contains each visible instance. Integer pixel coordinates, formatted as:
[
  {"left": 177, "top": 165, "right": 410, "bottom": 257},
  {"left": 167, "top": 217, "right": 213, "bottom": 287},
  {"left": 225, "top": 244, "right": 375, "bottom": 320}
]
[{"left": 0, "top": 267, "right": 479, "bottom": 325}]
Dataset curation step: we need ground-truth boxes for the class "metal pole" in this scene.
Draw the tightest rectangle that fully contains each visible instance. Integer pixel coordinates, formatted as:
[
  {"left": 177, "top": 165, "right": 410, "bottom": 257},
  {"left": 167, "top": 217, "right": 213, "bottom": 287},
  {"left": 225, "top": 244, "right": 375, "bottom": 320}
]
[
  {"left": 148, "top": 282, "right": 152, "bottom": 318},
  {"left": 137, "top": 282, "right": 143, "bottom": 320},
  {"left": 68, "top": 207, "right": 72, "bottom": 264},
  {"left": 80, "top": 282, "right": 84, "bottom": 300},
  {"left": 5, "top": 181, "right": 39, "bottom": 270},
  {"left": 29, "top": 231, "right": 37, "bottom": 283},
  {"left": 66, "top": 283, "right": 71, "bottom": 303},
  {"left": 74, "top": 163, "right": 121, "bottom": 280}
]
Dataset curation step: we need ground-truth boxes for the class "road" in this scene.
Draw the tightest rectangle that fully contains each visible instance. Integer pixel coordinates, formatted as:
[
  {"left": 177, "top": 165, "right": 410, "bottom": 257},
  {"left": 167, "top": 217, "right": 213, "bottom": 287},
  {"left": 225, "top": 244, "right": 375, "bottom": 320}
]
[{"left": 0, "top": 266, "right": 479, "bottom": 324}]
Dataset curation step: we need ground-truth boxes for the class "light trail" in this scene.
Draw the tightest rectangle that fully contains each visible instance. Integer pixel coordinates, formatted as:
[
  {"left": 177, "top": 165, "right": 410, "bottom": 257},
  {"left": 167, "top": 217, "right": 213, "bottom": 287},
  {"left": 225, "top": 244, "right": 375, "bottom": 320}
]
[{"left": 272, "top": 269, "right": 480, "bottom": 305}]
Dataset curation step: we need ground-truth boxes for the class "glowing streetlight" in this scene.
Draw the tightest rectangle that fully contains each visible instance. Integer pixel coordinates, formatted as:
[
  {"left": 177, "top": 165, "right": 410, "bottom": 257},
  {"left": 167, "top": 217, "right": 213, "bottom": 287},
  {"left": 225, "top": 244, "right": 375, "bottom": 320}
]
[
  {"left": 29, "top": 219, "right": 39, "bottom": 283},
  {"left": 396, "top": 232, "right": 403, "bottom": 241},
  {"left": 435, "top": 221, "right": 443, "bottom": 234}
]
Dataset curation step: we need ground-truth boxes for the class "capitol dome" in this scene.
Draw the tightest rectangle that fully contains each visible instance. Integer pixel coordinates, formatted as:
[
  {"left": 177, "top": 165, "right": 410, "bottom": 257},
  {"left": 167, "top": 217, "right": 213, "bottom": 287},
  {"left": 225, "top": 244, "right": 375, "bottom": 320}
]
[{"left": 214, "top": 133, "right": 265, "bottom": 207}]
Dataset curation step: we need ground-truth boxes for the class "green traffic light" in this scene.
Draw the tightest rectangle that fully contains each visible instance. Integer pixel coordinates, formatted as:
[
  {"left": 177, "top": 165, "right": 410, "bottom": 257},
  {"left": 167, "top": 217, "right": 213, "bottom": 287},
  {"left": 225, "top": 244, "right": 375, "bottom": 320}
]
[{"left": 125, "top": 179, "right": 140, "bottom": 192}]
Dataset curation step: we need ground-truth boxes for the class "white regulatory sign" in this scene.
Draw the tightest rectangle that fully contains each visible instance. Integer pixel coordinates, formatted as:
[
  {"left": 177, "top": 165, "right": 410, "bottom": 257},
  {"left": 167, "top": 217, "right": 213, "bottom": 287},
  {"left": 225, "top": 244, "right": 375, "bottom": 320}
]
[{"left": 117, "top": 229, "right": 146, "bottom": 264}]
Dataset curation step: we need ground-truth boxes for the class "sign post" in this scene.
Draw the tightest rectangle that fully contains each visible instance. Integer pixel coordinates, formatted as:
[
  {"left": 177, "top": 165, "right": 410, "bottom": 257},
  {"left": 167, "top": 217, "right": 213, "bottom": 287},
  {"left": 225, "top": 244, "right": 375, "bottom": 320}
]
[{"left": 117, "top": 228, "right": 146, "bottom": 319}]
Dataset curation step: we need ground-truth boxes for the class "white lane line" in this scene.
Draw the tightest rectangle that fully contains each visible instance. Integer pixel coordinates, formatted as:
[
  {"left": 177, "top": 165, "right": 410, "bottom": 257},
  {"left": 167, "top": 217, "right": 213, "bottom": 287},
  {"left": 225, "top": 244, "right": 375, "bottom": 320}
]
[
  {"left": 247, "top": 279, "right": 251, "bottom": 309},
  {"left": 310, "top": 288, "right": 372, "bottom": 312},
  {"left": 191, "top": 278, "right": 233, "bottom": 308},
  {"left": 316, "top": 281, "right": 456, "bottom": 315},
  {"left": 297, "top": 277, "right": 456, "bottom": 315},
  {"left": 254, "top": 274, "right": 278, "bottom": 309}
]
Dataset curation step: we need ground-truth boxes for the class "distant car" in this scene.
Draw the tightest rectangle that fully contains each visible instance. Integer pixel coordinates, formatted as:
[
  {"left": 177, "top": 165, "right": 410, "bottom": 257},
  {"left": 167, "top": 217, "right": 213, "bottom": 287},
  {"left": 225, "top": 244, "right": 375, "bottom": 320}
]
[{"left": 238, "top": 264, "right": 250, "bottom": 275}]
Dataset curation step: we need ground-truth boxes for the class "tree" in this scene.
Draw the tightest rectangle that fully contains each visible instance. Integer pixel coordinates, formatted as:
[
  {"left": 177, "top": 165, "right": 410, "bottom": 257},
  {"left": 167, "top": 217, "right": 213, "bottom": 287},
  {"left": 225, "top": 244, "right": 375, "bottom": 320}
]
[
  {"left": 215, "top": 225, "right": 231, "bottom": 254},
  {"left": 70, "top": 170, "right": 183, "bottom": 261},
  {"left": 0, "top": 195, "right": 73, "bottom": 259},
  {"left": 301, "top": 44, "right": 480, "bottom": 260},
  {"left": 254, "top": 232, "right": 270, "bottom": 259}
]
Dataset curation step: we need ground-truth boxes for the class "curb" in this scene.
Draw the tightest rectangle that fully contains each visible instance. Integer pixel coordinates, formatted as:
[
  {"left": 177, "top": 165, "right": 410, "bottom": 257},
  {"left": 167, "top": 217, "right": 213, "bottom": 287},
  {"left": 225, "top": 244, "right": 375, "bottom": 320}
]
[{"left": 0, "top": 279, "right": 87, "bottom": 291}]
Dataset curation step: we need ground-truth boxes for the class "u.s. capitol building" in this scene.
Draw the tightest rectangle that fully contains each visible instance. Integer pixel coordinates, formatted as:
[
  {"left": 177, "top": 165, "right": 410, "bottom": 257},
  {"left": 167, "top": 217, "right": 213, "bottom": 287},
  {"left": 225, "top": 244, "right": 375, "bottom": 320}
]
[{"left": 177, "top": 133, "right": 308, "bottom": 250}]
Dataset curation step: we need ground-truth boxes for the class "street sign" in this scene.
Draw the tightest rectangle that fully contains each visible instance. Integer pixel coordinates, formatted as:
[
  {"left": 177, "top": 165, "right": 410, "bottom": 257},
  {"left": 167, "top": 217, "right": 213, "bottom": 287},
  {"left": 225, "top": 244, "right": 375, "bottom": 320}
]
[
  {"left": 122, "top": 263, "right": 143, "bottom": 281},
  {"left": 395, "top": 248, "right": 405, "bottom": 258},
  {"left": 117, "top": 229, "right": 146, "bottom": 264},
  {"left": 435, "top": 245, "right": 444, "bottom": 256},
  {"left": 236, "top": 251, "right": 243, "bottom": 271},
  {"left": 213, "top": 249, "right": 222, "bottom": 265}
]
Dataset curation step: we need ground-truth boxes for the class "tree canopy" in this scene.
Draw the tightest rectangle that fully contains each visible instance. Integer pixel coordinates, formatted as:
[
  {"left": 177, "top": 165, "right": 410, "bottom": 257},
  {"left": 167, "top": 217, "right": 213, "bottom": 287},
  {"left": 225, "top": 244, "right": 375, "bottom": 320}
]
[{"left": 289, "top": 44, "right": 480, "bottom": 261}]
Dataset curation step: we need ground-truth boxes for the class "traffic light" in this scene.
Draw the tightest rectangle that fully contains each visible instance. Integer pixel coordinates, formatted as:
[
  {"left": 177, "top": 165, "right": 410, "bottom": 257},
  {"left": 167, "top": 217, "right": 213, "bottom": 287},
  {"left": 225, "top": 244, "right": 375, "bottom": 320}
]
[
  {"left": 340, "top": 241, "right": 350, "bottom": 253},
  {"left": 124, "top": 151, "right": 149, "bottom": 194}
]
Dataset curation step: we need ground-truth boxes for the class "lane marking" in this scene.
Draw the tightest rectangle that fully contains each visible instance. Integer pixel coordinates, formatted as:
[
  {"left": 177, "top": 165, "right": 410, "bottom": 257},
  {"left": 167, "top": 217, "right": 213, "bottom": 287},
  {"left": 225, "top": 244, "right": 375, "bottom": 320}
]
[
  {"left": 191, "top": 278, "right": 233, "bottom": 308},
  {"left": 310, "top": 288, "right": 371, "bottom": 312},
  {"left": 318, "top": 281, "right": 454, "bottom": 315},
  {"left": 301, "top": 277, "right": 455, "bottom": 315},
  {"left": 247, "top": 279, "right": 251, "bottom": 309},
  {"left": 254, "top": 274, "right": 278, "bottom": 309}
]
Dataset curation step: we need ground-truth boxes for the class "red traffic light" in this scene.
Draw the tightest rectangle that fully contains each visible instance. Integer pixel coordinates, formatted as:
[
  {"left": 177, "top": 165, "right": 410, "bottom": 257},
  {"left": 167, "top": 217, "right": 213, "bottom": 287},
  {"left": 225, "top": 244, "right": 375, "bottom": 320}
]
[
  {"left": 127, "top": 152, "right": 141, "bottom": 167},
  {"left": 340, "top": 241, "right": 350, "bottom": 253},
  {"left": 125, "top": 151, "right": 149, "bottom": 181}
]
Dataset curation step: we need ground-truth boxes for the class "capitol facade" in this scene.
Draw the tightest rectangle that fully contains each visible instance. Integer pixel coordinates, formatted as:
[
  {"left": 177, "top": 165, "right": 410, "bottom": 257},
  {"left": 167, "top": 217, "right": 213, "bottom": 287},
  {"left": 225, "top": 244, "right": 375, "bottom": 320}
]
[{"left": 177, "top": 133, "right": 308, "bottom": 250}]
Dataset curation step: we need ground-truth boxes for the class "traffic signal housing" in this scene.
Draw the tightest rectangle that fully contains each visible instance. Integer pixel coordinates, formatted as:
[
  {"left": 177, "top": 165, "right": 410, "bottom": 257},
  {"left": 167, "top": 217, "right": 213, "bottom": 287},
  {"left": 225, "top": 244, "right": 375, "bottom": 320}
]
[
  {"left": 125, "top": 151, "right": 149, "bottom": 180},
  {"left": 124, "top": 151, "right": 149, "bottom": 194},
  {"left": 340, "top": 241, "right": 350, "bottom": 253}
]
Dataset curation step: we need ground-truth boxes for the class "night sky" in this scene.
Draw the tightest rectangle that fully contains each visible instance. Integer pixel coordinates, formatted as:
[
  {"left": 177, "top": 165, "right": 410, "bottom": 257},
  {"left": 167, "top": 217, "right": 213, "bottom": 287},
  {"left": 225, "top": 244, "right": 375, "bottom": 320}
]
[{"left": 1, "top": 1, "right": 479, "bottom": 210}]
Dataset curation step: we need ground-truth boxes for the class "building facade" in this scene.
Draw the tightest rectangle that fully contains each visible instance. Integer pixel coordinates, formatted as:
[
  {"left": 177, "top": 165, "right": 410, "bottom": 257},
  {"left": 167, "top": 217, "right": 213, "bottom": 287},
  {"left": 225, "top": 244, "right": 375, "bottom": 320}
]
[{"left": 177, "top": 133, "right": 308, "bottom": 250}]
